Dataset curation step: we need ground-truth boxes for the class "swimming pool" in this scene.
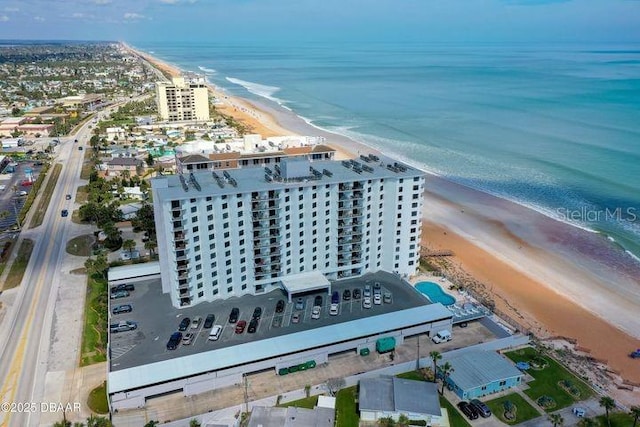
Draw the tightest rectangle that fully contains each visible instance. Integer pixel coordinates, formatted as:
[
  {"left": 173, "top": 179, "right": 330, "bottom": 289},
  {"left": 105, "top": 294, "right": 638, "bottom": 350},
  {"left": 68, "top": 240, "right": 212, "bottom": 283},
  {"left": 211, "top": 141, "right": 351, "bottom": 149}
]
[{"left": 415, "top": 281, "right": 456, "bottom": 306}]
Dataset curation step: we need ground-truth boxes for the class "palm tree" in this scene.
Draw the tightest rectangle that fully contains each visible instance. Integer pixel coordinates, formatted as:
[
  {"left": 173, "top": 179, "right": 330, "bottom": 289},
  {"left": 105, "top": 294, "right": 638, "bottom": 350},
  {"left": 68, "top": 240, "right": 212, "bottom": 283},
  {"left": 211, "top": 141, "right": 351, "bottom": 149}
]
[
  {"left": 599, "top": 396, "right": 615, "bottom": 427},
  {"left": 577, "top": 418, "right": 597, "bottom": 427},
  {"left": 549, "top": 413, "right": 564, "bottom": 426},
  {"left": 122, "top": 239, "right": 136, "bottom": 255},
  {"left": 439, "top": 361, "right": 454, "bottom": 395},
  {"left": 631, "top": 406, "right": 640, "bottom": 427},
  {"left": 429, "top": 351, "right": 442, "bottom": 383}
]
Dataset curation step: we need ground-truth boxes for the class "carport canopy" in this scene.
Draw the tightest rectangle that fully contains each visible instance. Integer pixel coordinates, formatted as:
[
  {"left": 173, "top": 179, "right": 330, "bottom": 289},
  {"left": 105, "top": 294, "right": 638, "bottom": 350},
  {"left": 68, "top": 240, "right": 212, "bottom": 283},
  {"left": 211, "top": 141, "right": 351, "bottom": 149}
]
[{"left": 280, "top": 271, "right": 331, "bottom": 302}]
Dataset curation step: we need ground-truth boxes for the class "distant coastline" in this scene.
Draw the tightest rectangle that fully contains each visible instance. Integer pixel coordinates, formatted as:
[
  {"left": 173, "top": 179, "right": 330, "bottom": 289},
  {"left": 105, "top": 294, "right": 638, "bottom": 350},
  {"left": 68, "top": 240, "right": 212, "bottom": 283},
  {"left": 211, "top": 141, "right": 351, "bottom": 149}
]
[{"left": 122, "top": 42, "right": 640, "bottom": 395}]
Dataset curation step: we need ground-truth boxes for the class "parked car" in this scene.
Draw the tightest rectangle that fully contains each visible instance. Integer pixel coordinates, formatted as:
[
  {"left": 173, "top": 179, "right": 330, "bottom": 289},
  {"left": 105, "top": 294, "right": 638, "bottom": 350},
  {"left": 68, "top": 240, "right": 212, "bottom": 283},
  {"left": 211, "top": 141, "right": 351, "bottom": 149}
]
[
  {"left": 252, "top": 307, "right": 262, "bottom": 319},
  {"left": 208, "top": 325, "right": 222, "bottom": 341},
  {"left": 374, "top": 294, "right": 382, "bottom": 305},
  {"left": 65, "top": 194, "right": 72, "bottom": 200},
  {"left": 383, "top": 292, "right": 393, "bottom": 304},
  {"left": 342, "top": 289, "right": 351, "bottom": 301},
  {"left": 470, "top": 399, "right": 492, "bottom": 418},
  {"left": 166, "top": 332, "right": 182, "bottom": 350},
  {"left": 431, "top": 329, "right": 452, "bottom": 344},
  {"left": 178, "top": 317, "right": 191, "bottom": 331},
  {"left": 110, "top": 321, "right": 137, "bottom": 333},
  {"left": 275, "top": 299, "right": 285, "bottom": 313},
  {"left": 363, "top": 297, "right": 372, "bottom": 309},
  {"left": 111, "top": 284, "right": 135, "bottom": 293},
  {"left": 331, "top": 291, "right": 340, "bottom": 304},
  {"left": 204, "top": 314, "right": 215, "bottom": 328},
  {"left": 112, "top": 304, "right": 132, "bottom": 315},
  {"left": 373, "top": 282, "right": 382, "bottom": 296},
  {"left": 314, "top": 295, "right": 323, "bottom": 307},
  {"left": 364, "top": 284, "right": 372, "bottom": 298},
  {"left": 311, "top": 306, "right": 321, "bottom": 319},
  {"left": 235, "top": 320, "right": 247, "bottom": 334},
  {"left": 457, "top": 401, "right": 479, "bottom": 420},
  {"left": 248, "top": 319, "right": 258, "bottom": 333},
  {"left": 329, "top": 303, "right": 339, "bottom": 316},
  {"left": 183, "top": 332, "right": 195, "bottom": 345},
  {"left": 291, "top": 312, "right": 301, "bottom": 324},
  {"left": 229, "top": 307, "right": 239, "bottom": 323},
  {"left": 61, "top": 209, "right": 69, "bottom": 217},
  {"left": 295, "top": 297, "right": 305, "bottom": 310},
  {"left": 353, "top": 288, "right": 362, "bottom": 299},
  {"left": 110, "top": 290, "right": 129, "bottom": 300},
  {"left": 191, "top": 316, "right": 202, "bottom": 329},
  {"left": 572, "top": 407, "right": 586, "bottom": 418}
]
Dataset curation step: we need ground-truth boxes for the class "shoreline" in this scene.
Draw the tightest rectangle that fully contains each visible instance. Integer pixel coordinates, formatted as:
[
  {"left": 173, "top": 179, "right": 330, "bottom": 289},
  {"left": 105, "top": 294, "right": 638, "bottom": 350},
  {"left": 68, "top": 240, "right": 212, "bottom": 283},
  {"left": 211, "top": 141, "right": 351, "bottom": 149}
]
[{"left": 121, "top": 43, "right": 640, "bottom": 392}]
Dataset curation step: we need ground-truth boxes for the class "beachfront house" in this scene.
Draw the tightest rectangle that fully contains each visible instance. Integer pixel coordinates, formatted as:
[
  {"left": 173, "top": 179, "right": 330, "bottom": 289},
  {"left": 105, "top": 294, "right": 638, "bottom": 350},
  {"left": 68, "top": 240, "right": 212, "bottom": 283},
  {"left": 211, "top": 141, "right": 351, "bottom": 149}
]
[
  {"left": 442, "top": 350, "right": 524, "bottom": 399},
  {"left": 359, "top": 377, "right": 446, "bottom": 426}
]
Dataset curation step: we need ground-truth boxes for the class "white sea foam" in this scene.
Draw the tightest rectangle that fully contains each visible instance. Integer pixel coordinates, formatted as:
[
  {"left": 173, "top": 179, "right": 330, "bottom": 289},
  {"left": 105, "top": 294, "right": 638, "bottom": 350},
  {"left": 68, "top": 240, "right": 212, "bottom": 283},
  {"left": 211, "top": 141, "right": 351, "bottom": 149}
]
[
  {"left": 198, "top": 66, "right": 216, "bottom": 74},
  {"left": 625, "top": 250, "right": 640, "bottom": 264},
  {"left": 225, "top": 77, "right": 285, "bottom": 105}
]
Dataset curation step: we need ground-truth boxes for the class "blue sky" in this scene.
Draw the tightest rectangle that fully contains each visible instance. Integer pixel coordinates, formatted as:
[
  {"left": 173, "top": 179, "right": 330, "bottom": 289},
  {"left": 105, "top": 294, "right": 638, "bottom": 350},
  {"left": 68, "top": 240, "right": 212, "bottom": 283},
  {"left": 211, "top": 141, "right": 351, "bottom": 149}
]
[{"left": 0, "top": 0, "right": 639, "bottom": 43}]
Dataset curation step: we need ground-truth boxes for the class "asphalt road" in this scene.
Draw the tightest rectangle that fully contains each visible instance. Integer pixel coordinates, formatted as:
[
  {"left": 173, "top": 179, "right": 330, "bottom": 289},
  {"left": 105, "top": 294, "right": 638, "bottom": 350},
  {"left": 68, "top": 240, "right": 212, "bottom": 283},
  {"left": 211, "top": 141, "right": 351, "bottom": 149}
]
[
  {"left": 0, "top": 97, "right": 143, "bottom": 426},
  {"left": 0, "top": 123, "right": 88, "bottom": 426}
]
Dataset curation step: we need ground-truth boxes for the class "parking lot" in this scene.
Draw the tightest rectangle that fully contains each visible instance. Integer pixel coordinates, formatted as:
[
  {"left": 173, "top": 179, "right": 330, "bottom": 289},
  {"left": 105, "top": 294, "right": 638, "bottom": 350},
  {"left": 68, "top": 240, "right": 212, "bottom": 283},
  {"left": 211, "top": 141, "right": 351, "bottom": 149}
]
[
  {"left": 0, "top": 159, "right": 46, "bottom": 230},
  {"left": 109, "top": 271, "right": 432, "bottom": 371}
]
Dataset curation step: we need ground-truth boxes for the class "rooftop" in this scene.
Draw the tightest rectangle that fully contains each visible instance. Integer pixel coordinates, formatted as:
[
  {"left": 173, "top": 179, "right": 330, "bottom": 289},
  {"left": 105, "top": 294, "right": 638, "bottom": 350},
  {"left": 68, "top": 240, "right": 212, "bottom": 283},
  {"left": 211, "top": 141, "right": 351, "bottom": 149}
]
[
  {"left": 359, "top": 376, "right": 441, "bottom": 416},
  {"left": 107, "top": 271, "right": 451, "bottom": 393},
  {"left": 443, "top": 350, "right": 524, "bottom": 391},
  {"left": 247, "top": 406, "right": 335, "bottom": 427},
  {"left": 152, "top": 154, "right": 423, "bottom": 201}
]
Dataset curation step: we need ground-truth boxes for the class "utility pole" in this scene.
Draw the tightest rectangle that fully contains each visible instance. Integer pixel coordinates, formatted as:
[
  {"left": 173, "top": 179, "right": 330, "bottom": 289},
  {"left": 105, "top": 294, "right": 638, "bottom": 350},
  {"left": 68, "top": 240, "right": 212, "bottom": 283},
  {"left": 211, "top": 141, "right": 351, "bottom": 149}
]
[
  {"left": 416, "top": 334, "right": 421, "bottom": 371},
  {"left": 243, "top": 373, "right": 249, "bottom": 415}
]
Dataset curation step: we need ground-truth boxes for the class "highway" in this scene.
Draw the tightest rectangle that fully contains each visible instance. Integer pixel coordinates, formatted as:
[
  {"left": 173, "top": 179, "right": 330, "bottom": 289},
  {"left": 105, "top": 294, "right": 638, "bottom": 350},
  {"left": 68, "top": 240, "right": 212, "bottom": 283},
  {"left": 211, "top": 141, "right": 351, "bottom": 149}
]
[{"left": 0, "top": 97, "right": 141, "bottom": 426}]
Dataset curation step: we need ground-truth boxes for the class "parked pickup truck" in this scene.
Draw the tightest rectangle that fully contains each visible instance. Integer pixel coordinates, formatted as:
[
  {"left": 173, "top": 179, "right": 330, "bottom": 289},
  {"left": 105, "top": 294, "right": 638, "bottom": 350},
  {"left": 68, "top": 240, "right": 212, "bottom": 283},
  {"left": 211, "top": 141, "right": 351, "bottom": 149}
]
[
  {"left": 431, "top": 329, "right": 452, "bottom": 344},
  {"left": 110, "top": 321, "right": 137, "bottom": 333}
]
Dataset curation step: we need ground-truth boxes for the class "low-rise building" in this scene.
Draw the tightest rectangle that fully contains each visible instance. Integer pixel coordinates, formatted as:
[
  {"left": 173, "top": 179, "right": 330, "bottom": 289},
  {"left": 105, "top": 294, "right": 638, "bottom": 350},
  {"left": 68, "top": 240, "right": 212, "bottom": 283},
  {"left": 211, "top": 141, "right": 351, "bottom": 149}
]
[
  {"left": 359, "top": 377, "right": 446, "bottom": 426},
  {"left": 442, "top": 350, "right": 524, "bottom": 399},
  {"left": 106, "top": 157, "right": 143, "bottom": 177},
  {"left": 106, "top": 127, "right": 126, "bottom": 141},
  {"left": 248, "top": 398, "right": 335, "bottom": 427}
]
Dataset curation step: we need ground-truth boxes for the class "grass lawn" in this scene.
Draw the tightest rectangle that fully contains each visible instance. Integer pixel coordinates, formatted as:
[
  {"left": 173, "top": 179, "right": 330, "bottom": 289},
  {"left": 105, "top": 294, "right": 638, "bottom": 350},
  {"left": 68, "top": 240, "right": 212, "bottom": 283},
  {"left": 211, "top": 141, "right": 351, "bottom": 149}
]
[
  {"left": 29, "top": 163, "right": 61, "bottom": 228},
  {"left": 80, "top": 273, "right": 108, "bottom": 366},
  {"left": 594, "top": 412, "right": 636, "bottom": 427},
  {"left": 66, "top": 234, "right": 96, "bottom": 256},
  {"left": 87, "top": 382, "right": 109, "bottom": 414},
  {"left": 80, "top": 160, "right": 94, "bottom": 180},
  {"left": 278, "top": 395, "right": 318, "bottom": 409},
  {"left": 439, "top": 395, "right": 471, "bottom": 427},
  {"left": 505, "top": 347, "right": 593, "bottom": 412},
  {"left": 335, "top": 386, "right": 359, "bottom": 427},
  {"left": 485, "top": 393, "right": 541, "bottom": 425},
  {"left": 397, "top": 370, "right": 428, "bottom": 382},
  {"left": 75, "top": 185, "right": 89, "bottom": 204},
  {"left": 3, "top": 239, "right": 34, "bottom": 290}
]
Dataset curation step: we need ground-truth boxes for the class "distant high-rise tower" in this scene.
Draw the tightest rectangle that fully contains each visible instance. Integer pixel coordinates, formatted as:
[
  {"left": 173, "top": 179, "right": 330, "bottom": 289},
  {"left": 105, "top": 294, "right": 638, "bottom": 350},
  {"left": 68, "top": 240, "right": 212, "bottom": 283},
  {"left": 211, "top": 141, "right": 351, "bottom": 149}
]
[{"left": 155, "top": 77, "right": 209, "bottom": 122}]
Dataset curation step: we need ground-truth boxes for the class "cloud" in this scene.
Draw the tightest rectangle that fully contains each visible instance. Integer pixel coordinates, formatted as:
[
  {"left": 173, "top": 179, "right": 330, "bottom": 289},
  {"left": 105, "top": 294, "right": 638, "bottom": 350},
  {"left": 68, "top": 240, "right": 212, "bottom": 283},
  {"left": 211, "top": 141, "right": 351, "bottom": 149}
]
[
  {"left": 124, "top": 12, "right": 146, "bottom": 20},
  {"left": 4, "top": 7, "right": 20, "bottom": 12},
  {"left": 72, "top": 12, "right": 85, "bottom": 18},
  {"left": 34, "top": 16, "right": 45, "bottom": 21},
  {"left": 0, "top": 15, "right": 8, "bottom": 22},
  {"left": 92, "top": 0, "right": 112, "bottom": 4}
]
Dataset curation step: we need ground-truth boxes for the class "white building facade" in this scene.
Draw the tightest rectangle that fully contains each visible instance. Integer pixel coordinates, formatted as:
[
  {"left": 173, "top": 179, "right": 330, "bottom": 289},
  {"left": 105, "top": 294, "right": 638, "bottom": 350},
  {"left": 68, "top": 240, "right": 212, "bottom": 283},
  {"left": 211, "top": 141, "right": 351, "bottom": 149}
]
[
  {"left": 155, "top": 76, "right": 209, "bottom": 122},
  {"left": 152, "top": 155, "right": 425, "bottom": 308}
]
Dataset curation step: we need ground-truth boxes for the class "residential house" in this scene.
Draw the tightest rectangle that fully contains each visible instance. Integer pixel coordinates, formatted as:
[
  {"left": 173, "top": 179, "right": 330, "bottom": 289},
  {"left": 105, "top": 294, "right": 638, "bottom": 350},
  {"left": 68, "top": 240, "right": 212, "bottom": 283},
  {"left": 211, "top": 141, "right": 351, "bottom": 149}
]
[{"left": 106, "top": 157, "right": 143, "bottom": 177}]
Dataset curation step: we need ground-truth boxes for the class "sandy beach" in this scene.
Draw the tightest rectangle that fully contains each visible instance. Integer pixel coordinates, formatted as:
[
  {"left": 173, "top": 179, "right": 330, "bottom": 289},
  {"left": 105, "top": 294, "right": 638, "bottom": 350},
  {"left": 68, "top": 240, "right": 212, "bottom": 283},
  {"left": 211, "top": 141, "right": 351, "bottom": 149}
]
[{"left": 122, "top": 43, "right": 640, "bottom": 401}]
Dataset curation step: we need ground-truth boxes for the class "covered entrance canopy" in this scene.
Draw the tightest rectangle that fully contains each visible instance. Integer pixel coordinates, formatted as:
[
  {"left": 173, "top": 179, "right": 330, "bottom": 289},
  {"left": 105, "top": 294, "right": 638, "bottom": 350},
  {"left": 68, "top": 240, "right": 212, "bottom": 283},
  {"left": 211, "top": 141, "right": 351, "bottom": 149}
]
[{"left": 280, "top": 271, "right": 331, "bottom": 302}]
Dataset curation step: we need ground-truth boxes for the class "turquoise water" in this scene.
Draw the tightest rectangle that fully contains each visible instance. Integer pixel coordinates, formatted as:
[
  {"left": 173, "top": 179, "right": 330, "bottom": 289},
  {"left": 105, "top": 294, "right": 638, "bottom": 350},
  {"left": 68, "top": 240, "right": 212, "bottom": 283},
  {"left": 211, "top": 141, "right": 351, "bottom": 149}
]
[
  {"left": 133, "top": 41, "right": 640, "bottom": 262},
  {"left": 148, "top": 148, "right": 175, "bottom": 157},
  {"left": 415, "top": 282, "right": 456, "bottom": 306}
]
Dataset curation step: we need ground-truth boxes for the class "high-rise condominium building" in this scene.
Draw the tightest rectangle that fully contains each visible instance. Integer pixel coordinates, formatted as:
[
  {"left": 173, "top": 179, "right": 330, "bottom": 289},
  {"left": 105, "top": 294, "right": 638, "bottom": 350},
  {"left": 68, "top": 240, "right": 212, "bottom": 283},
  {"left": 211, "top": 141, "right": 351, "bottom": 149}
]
[
  {"left": 155, "top": 77, "right": 209, "bottom": 122},
  {"left": 151, "top": 155, "right": 425, "bottom": 308}
]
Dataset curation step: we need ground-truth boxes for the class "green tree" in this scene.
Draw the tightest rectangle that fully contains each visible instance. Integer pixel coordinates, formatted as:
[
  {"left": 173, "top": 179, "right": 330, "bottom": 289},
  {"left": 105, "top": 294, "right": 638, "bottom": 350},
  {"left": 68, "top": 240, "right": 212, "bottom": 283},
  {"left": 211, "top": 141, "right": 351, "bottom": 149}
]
[
  {"left": 378, "top": 417, "right": 395, "bottom": 427},
  {"left": 631, "top": 406, "right": 640, "bottom": 427},
  {"left": 599, "top": 396, "right": 616, "bottom": 427},
  {"left": 397, "top": 414, "right": 410, "bottom": 427},
  {"left": 122, "top": 239, "right": 136, "bottom": 255},
  {"left": 189, "top": 419, "right": 202, "bottom": 427},
  {"left": 439, "top": 361, "right": 454, "bottom": 395},
  {"left": 146, "top": 152, "right": 154, "bottom": 167},
  {"left": 577, "top": 418, "right": 597, "bottom": 427},
  {"left": 144, "top": 239, "right": 157, "bottom": 257},
  {"left": 143, "top": 421, "right": 159, "bottom": 427},
  {"left": 429, "top": 351, "right": 441, "bottom": 383},
  {"left": 549, "top": 413, "right": 564, "bottom": 427}
]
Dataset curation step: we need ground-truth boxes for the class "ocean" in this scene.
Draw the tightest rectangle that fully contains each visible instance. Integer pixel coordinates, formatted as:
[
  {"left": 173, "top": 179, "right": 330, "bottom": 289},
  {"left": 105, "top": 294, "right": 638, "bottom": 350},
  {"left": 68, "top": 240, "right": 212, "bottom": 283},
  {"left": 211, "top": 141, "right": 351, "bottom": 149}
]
[{"left": 134, "top": 41, "right": 640, "bottom": 262}]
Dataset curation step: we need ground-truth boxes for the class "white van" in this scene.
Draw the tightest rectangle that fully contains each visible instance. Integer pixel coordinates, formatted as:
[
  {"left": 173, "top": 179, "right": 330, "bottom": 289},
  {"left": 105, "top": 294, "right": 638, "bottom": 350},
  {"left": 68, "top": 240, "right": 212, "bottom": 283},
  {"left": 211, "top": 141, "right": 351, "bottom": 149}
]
[
  {"left": 431, "top": 329, "right": 452, "bottom": 344},
  {"left": 208, "top": 325, "right": 222, "bottom": 341}
]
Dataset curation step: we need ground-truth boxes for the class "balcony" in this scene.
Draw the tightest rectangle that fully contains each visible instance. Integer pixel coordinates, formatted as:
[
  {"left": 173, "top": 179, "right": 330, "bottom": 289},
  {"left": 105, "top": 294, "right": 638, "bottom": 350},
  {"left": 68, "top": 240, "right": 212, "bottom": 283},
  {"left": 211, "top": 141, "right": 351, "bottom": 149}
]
[
  {"left": 171, "top": 205, "right": 183, "bottom": 213},
  {"left": 177, "top": 271, "right": 189, "bottom": 280},
  {"left": 173, "top": 224, "right": 184, "bottom": 232},
  {"left": 174, "top": 233, "right": 186, "bottom": 242},
  {"left": 255, "top": 239, "right": 281, "bottom": 249},
  {"left": 178, "top": 281, "right": 190, "bottom": 290},
  {"left": 174, "top": 242, "right": 186, "bottom": 250},
  {"left": 252, "top": 202, "right": 280, "bottom": 212}
]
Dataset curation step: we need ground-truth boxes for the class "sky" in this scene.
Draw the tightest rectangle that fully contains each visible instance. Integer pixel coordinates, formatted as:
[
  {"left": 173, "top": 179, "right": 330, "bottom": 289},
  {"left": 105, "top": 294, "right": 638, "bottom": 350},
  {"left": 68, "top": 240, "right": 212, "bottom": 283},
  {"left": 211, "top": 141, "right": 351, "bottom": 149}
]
[{"left": 0, "top": 0, "right": 639, "bottom": 44}]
